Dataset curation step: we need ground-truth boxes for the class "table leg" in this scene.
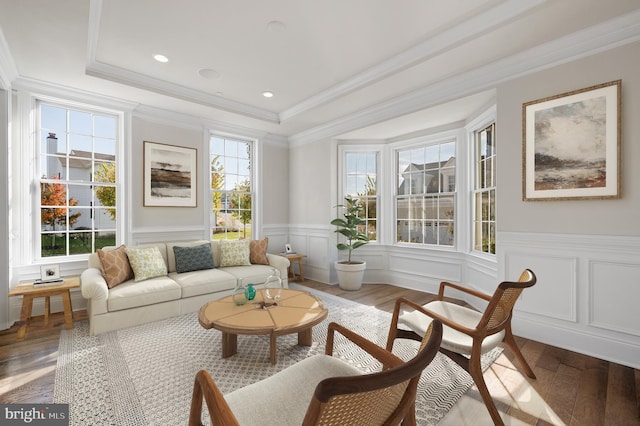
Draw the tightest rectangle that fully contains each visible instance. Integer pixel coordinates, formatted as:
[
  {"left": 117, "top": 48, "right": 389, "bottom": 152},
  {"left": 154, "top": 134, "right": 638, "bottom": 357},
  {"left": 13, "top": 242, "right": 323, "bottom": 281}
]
[
  {"left": 297, "top": 259, "right": 305, "bottom": 282},
  {"left": 44, "top": 296, "right": 50, "bottom": 326},
  {"left": 270, "top": 333, "right": 277, "bottom": 364},
  {"left": 298, "top": 328, "right": 312, "bottom": 346},
  {"left": 17, "top": 294, "right": 34, "bottom": 340},
  {"left": 61, "top": 290, "right": 73, "bottom": 330},
  {"left": 221, "top": 332, "right": 237, "bottom": 358},
  {"left": 288, "top": 264, "right": 297, "bottom": 281}
]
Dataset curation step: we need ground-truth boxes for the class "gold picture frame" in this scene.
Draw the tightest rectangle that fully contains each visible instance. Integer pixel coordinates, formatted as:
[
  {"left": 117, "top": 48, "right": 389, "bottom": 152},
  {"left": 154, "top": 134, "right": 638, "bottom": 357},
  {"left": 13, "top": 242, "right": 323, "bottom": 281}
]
[{"left": 522, "top": 80, "right": 621, "bottom": 201}]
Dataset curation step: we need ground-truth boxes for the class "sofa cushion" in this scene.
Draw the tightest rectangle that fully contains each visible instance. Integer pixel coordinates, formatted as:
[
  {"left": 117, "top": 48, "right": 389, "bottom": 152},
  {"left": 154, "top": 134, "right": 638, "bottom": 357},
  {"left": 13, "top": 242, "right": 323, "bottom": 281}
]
[
  {"left": 170, "top": 269, "right": 238, "bottom": 298},
  {"left": 97, "top": 245, "right": 134, "bottom": 288},
  {"left": 249, "top": 237, "right": 269, "bottom": 265},
  {"left": 219, "top": 265, "right": 275, "bottom": 288},
  {"left": 166, "top": 240, "right": 212, "bottom": 273},
  {"left": 107, "top": 276, "right": 181, "bottom": 312},
  {"left": 173, "top": 243, "right": 215, "bottom": 273},
  {"left": 219, "top": 239, "right": 251, "bottom": 267},
  {"left": 126, "top": 246, "right": 168, "bottom": 282}
]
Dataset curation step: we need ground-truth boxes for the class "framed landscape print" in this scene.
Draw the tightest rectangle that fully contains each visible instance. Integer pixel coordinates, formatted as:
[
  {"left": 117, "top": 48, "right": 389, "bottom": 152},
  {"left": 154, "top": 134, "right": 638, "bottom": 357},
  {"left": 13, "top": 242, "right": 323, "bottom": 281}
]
[
  {"left": 522, "top": 80, "right": 621, "bottom": 201},
  {"left": 144, "top": 141, "right": 197, "bottom": 207}
]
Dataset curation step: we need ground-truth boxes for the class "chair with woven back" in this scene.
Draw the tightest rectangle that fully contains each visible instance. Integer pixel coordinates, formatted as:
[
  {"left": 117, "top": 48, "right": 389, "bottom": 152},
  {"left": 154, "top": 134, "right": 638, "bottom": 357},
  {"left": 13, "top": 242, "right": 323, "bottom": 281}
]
[
  {"left": 190, "top": 319, "right": 443, "bottom": 426},
  {"left": 385, "top": 269, "right": 537, "bottom": 426}
]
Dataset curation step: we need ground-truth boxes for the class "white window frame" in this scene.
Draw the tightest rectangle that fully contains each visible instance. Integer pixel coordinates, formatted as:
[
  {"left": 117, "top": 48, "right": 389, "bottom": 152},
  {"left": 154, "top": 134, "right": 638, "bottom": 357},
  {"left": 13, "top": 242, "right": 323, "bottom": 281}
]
[
  {"left": 37, "top": 100, "right": 119, "bottom": 259},
  {"left": 209, "top": 132, "right": 256, "bottom": 240},
  {"left": 337, "top": 145, "right": 381, "bottom": 243},
  {"left": 466, "top": 106, "right": 497, "bottom": 257},
  {"left": 13, "top": 87, "right": 127, "bottom": 269},
  {"left": 392, "top": 132, "right": 459, "bottom": 249}
]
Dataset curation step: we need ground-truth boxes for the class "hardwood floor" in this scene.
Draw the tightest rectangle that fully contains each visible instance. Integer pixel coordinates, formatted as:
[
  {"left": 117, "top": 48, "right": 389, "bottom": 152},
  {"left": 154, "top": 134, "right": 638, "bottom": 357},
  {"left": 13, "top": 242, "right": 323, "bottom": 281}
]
[{"left": 0, "top": 282, "right": 638, "bottom": 425}]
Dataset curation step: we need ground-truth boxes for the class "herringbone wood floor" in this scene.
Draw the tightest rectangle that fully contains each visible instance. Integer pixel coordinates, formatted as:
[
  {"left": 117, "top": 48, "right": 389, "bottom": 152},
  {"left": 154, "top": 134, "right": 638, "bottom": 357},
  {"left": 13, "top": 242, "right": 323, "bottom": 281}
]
[{"left": 0, "top": 281, "right": 638, "bottom": 425}]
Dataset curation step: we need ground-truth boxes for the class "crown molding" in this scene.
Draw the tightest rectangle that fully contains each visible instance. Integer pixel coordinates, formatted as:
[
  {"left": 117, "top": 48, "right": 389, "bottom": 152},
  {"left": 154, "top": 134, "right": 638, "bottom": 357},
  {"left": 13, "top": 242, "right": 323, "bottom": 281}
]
[
  {"left": 132, "top": 104, "right": 204, "bottom": 132},
  {"left": 85, "top": 61, "right": 280, "bottom": 124},
  {"left": 288, "top": 8, "right": 640, "bottom": 147},
  {"left": 203, "top": 118, "right": 289, "bottom": 147},
  {"left": 12, "top": 77, "right": 138, "bottom": 112},
  {"left": 0, "top": 25, "right": 18, "bottom": 90},
  {"left": 86, "top": 0, "right": 279, "bottom": 124},
  {"left": 279, "top": 0, "right": 547, "bottom": 122}
]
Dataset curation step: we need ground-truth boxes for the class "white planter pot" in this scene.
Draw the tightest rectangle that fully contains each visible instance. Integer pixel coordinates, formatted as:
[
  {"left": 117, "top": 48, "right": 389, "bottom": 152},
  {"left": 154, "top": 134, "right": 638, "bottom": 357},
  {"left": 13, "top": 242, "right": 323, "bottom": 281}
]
[{"left": 335, "top": 261, "right": 366, "bottom": 291}]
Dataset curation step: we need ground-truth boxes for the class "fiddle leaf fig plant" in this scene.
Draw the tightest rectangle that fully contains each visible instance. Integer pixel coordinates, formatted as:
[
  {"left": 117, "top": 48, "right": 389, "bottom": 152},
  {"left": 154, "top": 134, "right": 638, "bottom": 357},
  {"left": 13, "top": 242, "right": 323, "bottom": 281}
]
[{"left": 331, "top": 196, "right": 370, "bottom": 264}]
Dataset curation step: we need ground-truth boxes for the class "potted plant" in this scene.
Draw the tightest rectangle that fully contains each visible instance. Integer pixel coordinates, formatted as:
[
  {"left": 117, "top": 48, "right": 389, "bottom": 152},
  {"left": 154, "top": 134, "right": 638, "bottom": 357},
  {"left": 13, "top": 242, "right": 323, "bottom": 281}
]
[{"left": 331, "top": 196, "right": 370, "bottom": 290}]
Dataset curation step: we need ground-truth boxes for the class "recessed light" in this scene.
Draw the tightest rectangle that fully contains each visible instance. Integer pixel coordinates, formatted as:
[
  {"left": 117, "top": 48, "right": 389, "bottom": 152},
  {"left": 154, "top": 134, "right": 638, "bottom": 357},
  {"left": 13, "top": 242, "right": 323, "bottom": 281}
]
[
  {"left": 198, "top": 68, "right": 220, "bottom": 80},
  {"left": 153, "top": 54, "right": 169, "bottom": 63},
  {"left": 267, "top": 20, "right": 286, "bottom": 32},
  {"left": 262, "top": 91, "right": 274, "bottom": 98}
]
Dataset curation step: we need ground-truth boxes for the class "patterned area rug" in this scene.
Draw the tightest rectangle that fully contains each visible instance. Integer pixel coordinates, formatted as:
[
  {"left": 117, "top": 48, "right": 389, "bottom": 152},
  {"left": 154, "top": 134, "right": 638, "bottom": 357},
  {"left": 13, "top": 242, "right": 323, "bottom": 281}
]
[{"left": 54, "top": 285, "right": 501, "bottom": 425}]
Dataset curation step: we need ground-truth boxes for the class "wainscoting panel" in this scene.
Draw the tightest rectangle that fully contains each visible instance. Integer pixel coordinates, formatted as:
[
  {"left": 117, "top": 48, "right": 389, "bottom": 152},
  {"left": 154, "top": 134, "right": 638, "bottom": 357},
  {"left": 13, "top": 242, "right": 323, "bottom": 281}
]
[
  {"left": 505, "top": 251, "right": 577, "bottom": 322},
  {"left": 389, "top": 253, "right": 462, "bottom": 282},
  {"left": 499, "top": 232, "right": 640, "bottom": 369},
  {"left": 263, "top": 225, "right": 289, "bottom": 255},
  {"left": 589, "top": 260, "right": 640, "bottom": 337},
  {"left": 289, "top": 225, "right": 332, "bottom": 283},
  {"left": 130, "top": 227, "right": 209, "bottom": 246}
]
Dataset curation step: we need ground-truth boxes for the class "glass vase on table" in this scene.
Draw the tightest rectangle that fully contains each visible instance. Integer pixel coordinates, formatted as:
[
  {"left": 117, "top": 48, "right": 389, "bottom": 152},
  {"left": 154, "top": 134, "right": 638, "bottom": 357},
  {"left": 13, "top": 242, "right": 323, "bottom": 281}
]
[
  {"left": 232, "top": 278, "right": 247, "bottom": 306},
  {"left": 265, "top": 268, "right": 282, "bottom": 303}
]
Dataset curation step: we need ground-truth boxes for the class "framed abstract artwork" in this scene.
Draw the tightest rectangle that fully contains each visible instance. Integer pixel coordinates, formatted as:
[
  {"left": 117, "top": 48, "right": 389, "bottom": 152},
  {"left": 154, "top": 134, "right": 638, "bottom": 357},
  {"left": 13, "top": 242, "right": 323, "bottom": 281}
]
[
  {"left": 144, "top": 141, "right": 197, "bottom": 207},
  {"left": 522, "top": 80, "right": 621, "bottom": 201}
]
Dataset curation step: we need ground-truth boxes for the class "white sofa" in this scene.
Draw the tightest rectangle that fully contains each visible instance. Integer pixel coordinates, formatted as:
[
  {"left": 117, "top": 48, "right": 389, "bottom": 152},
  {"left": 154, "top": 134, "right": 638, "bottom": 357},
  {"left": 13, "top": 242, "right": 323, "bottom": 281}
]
[{"left": 80, "top": 240, "right": 290, "bottom": 335}]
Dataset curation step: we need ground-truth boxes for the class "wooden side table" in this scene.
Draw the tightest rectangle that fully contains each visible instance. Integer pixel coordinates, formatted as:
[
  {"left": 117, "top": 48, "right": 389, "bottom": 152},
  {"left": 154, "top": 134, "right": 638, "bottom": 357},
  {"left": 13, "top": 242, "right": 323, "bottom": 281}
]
[
  {"left": 8, "top": 277, "right": 80, "bottom": 340},
  {"left": 278, "top": 253, "right": 307, "bottom": 281}
]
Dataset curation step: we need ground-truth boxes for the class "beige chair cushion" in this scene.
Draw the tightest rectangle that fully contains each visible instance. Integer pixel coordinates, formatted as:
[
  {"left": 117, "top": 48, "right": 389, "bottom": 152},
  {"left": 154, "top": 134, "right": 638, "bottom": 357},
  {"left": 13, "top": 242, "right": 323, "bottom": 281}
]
[
  {"left": 224, "top": 354, "right": 362, "bottom": 425},
  {"left": 399, "top": 301, "right": 505, "bottom": 355}
]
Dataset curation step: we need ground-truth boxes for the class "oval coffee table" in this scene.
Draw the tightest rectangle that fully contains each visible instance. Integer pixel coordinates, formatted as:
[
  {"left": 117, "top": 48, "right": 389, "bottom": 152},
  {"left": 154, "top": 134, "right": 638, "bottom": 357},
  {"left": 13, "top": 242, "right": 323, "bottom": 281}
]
[{"left": 198, "top": 289, "right": 328, "bottom": 364}]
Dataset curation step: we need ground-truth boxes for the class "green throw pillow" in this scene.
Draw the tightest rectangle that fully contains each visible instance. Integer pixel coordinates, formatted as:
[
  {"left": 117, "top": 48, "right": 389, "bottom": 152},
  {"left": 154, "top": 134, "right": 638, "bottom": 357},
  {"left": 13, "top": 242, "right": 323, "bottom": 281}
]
[
  {"left": 126, "top": 246, "right": 167, "bottom": 282},
  {"left": 173, "top": 243, "right": 215, "bottom": 273},
  {"left": 219, "top": 239, "right": 251, "bottom": 267}
]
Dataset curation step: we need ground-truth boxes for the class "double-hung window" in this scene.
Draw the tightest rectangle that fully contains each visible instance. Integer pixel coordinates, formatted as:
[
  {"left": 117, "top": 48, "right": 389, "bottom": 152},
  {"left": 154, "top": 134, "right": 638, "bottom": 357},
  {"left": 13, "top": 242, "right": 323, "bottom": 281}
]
[
  {"left": 210, "top": 135, "right": 253, "bottom": 240},
  {"left": 473, "top": 123, "right": 496, "bottom": 254},
  {"left": 38, "top": 102, "right": 118, "bottom": 258},
  {"left": 396, "top": 140, "right": 456, "bottom": 246},
  {"left": 343, "top": 151, "right": 378, "bottom": 241}
]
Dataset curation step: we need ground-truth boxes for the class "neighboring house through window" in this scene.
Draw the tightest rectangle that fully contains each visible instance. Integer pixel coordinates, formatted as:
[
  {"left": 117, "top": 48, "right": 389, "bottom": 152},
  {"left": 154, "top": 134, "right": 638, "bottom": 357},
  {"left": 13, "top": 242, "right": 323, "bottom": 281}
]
[
  {"left": 38, "top": 102, "right": 118, "bottom": 258},
  {"left": 210, "top": 134, "right": 253, "bottom": 240},
  {"left": 396, "top": 140, "right": 456, "bottom": 246}
]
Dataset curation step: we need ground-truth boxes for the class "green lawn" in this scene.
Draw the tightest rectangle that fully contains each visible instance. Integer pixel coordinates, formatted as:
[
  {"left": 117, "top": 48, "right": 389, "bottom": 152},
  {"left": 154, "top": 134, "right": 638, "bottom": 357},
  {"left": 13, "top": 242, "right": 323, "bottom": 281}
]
[
  {"left": 41, "top": 233, "right": 115, "bottom": 257},
  {"left": 212, "top": 229, "right": 252, "bottom": 240}
]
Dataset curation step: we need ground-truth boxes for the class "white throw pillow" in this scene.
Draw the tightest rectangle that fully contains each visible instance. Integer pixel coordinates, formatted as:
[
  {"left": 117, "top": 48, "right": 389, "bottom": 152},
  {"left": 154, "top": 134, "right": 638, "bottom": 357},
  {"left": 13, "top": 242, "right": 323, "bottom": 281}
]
[
  {"left": 126, "top": 246, "right": 168, "bottom": 281},
  {"left": 219, "top": 239, "right": 251, "bottom": 267}
]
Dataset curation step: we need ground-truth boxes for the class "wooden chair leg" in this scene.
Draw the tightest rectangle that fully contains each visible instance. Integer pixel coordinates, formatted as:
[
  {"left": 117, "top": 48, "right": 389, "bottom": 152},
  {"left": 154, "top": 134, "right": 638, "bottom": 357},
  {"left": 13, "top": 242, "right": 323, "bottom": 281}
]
[
  {"left": 386, "top": 299, "right": 403, "bottom": 352},
  {"left": 503, "top": 325, "right": 536, "bottom": 379},
  {"left": 401, "top": 402, "right": 417, "bottom": 426},
  {"left": 468, "top": 353, "right": 504, "bottom": 426}
]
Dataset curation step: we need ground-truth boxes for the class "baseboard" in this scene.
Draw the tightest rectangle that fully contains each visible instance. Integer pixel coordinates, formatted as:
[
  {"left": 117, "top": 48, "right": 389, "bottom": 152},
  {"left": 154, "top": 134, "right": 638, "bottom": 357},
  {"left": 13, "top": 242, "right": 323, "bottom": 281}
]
[{"left": 513, "top": 315, "right": 640, "bottom": 370}]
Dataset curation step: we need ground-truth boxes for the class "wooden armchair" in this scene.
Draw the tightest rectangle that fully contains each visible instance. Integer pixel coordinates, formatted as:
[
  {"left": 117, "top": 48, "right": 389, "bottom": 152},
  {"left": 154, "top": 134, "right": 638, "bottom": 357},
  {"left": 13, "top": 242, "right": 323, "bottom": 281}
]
[
  {"left": 190, "top": 319, "right": 443, "bottom": 426},
  {"left": 386, "top": 269, "right": 537, "bottom": 426}
]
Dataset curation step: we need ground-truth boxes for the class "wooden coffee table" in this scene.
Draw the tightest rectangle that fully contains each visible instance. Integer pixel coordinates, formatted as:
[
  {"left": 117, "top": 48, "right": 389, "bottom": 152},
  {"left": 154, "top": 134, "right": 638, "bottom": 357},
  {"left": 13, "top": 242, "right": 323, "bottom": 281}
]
[{"left": 198, "top": 289, "right": 328, "bottom": 364}]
